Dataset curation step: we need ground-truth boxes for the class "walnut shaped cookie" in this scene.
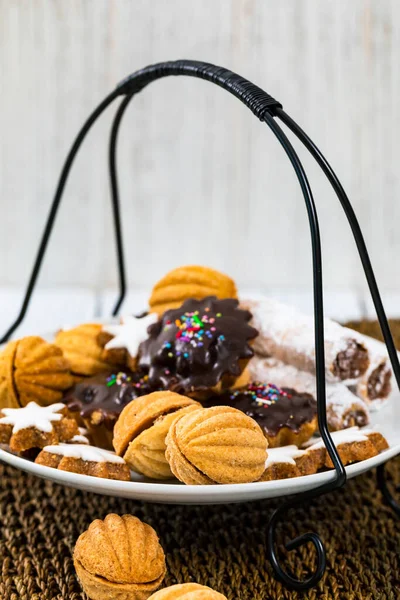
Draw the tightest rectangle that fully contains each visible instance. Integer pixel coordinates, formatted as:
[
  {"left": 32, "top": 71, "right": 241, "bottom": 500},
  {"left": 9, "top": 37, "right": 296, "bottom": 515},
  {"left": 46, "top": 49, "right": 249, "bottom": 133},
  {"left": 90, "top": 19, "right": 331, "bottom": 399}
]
[
  {"left": 74, "top": 514, "right": 166, "bottom": 600},
  {"left": 113, "top": 391, "right": 201, "bottom": 480},
  {"left": 165, "top": 405, "right": 268, "bottom": 485},
  {"left": 148, "top": 264, "right": 238, "bottom": 315},
  {"left": 148, "top": 583, "right": 228, "bottom": 599},
  {"left": 0, "top": 336, "right": 74, "bottom": 409}
]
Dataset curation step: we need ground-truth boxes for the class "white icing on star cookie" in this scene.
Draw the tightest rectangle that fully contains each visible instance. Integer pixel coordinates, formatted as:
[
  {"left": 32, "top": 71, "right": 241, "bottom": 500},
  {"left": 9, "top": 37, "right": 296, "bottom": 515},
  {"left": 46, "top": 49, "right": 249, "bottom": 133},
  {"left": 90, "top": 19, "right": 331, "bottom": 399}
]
[
  {"left": 265, "top": 445, "right": 307, "bottom": 468},
  {"left": 41, "top": 443, "right": 126, "bottom": 464},
  {"left": 304, "top": 426, "right": 376, "bottom": 450},
  {"left": 102, "top": 313, "right": 158, "bottom": 358},
  {"left": 70, "top": 427, "right": 90, "bottom": 444},
  {"left": 0, "top": 402, "right": 65, "bottom": 434}
]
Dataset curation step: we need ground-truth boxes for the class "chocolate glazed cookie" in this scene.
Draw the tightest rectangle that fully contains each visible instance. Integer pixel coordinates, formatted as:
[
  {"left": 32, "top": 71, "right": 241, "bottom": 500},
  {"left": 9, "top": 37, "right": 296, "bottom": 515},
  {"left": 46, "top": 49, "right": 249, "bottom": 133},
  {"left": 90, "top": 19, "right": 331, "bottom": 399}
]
[
  {"left": 204, "top": 382, "right": 318, "bottom": 447},
  {"left": 138, "top": 297, "right": 258, "bottom": 396},
  {"left": 64, "top": 370, "right": 154, "bottom": 448}
]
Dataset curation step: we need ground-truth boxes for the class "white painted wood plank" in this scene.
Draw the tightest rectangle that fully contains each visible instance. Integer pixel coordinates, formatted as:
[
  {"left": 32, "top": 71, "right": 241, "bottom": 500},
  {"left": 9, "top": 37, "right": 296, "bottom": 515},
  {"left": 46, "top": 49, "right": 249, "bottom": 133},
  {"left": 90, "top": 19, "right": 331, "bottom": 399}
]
[
  {"left": 0, "top": 288, "right": 97, "bottom": 339},
  {"left": 0, "top": 1, "right": 398, "bottom": 297}
]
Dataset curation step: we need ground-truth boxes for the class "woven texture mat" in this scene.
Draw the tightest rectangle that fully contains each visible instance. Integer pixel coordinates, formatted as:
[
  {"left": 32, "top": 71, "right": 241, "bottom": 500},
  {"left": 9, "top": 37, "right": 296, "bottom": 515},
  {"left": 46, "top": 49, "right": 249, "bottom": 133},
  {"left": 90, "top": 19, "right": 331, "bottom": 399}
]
[{"left": 0, "top": 459, "right": 399, "bottom": 600}]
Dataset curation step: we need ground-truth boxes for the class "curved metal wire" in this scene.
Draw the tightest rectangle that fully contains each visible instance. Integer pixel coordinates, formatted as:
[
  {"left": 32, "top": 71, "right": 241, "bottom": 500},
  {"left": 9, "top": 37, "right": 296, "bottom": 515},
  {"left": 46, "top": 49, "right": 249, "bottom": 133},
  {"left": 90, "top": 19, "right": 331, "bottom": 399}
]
[
  {"left": 263, "top": 112, "right": 346, "bottom": 589},
  {"left": 109, "top": 93, "right": 135, "bottom": 316},
  {"left": 377, "top": 462, "right": 400, "bottom": 517},
  {"left": 0, "top": 87, "right": 123, "bottom": 344},
  {"left": 275, "top": 107, "right": 400, "bottom": 514}
]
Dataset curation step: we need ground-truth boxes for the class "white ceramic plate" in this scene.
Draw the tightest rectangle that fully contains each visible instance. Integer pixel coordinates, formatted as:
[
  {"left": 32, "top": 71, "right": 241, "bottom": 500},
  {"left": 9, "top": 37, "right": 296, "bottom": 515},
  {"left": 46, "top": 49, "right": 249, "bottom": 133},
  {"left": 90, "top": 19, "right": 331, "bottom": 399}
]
[{"left": 1, "top": 393, "right": 399, "bottom": 505}]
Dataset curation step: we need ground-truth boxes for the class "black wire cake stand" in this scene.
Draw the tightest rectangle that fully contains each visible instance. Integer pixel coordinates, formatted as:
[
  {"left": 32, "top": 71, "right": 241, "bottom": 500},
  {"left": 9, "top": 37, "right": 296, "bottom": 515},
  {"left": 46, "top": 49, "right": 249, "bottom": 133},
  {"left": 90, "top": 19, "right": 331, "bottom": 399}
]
[{"left": 1, "top": 60, "right": 399, "bottom": 591}]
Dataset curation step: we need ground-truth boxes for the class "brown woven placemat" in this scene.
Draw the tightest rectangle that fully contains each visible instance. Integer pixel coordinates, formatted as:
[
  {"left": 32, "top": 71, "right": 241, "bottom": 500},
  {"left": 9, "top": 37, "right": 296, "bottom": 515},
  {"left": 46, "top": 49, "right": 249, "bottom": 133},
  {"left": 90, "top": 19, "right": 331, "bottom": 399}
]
[{"left": 0, "top": 459, "right": 399, "bottom": 600}]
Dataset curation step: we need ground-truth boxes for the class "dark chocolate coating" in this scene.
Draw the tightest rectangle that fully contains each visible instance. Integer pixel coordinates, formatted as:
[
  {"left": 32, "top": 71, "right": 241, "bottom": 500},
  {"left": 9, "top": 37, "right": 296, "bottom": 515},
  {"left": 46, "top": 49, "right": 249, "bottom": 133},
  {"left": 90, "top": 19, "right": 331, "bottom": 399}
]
[
  {"left": 63, "top": 371, "right": 153, "bottom": 429},
  {"left": 137, "top": 296, "right": 258, "bottom": 393},
  {"left": 203, "top": 382, "right": 317, "bottom": 437},
  {"left": 332, "top": 339, "right": 369, "bottom": 380}
]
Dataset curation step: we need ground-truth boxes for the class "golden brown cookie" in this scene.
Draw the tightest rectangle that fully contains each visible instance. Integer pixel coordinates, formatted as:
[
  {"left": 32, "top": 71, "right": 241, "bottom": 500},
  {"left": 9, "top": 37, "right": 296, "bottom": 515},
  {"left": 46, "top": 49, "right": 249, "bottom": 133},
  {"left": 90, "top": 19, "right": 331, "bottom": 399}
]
[
  {"left": 36, "top": 444, "right": 131, "bottom": 481},
  {"left": 148, "top": 583, "right": 227, "bottom": 599},
  {"left": 0, "top": 402, "right": 78, "bottom": 453},
  {"left": 149, "top": 265, "right": 238, "bottom": 315},
  {"left": 54, "top": 324, "right": 121, "bottom": 376},
  {"left": 113, "top": 391, "right": 201, "bottom": 479},
  {"left": 0, "top": 336, "right": 74, "bottom": 409},
  {"left": 98, "top": 314, "right": 159, "bottom": 371},
  {"left": 165, "top": 406, "right": 268, "bottom": 485},
  {"left": 202, "top": 383, "right": 317, "bottom": 448},
  {"left": 0, "top": 340, "right": 19, "bottom": 409},
  {"left": 304, "top": 427, "right": 389, "bottom": 469},
  {"left": 258, "top": 445, "right": 320, "bottom": 481},
  {"left": 74, "top": 514, "right": 166, "bottom": 600}
]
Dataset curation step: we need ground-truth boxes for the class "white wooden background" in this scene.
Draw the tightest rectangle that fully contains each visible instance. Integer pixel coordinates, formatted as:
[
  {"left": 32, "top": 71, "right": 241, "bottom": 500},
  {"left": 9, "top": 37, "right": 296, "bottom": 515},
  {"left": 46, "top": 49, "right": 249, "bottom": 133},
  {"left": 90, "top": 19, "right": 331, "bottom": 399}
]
[{"left": 1, "top": 1, "right": 400, "bottom": 326}]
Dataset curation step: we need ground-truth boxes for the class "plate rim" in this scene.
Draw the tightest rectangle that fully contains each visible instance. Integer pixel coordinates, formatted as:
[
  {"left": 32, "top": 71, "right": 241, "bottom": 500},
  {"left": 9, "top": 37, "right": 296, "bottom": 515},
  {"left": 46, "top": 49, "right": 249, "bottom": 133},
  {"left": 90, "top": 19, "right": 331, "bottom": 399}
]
[{"left": 1, "top": 444, "right": 399, "bottom": 504}]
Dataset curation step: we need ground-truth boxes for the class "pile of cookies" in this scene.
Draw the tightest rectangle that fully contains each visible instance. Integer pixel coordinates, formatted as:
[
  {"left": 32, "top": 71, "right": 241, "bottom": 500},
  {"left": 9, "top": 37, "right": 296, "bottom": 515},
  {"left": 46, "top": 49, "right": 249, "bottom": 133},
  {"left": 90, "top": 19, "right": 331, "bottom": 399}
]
[{"left": 0, "top": 265, "right": 390, "bottom": 484}]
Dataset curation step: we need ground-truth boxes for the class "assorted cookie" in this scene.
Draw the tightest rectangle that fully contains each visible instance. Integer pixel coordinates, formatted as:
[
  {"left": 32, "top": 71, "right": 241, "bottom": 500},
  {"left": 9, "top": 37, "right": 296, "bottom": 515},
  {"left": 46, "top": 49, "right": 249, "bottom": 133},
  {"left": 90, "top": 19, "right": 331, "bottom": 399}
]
[
  {"left": 0, "top": 402, "right": 78, "bottom": 454},
  {"left": 73, "top": 514, "right": 166, "bottom": 600},
  {"left": 304, "top": 426, "right": 389, "bottom": 469},
  {"left": 63, "top": 370, "right": 154, "bottom": 449},
  {"left": 203, "top": 382, "right": 318, "bottom": 447},
  {"left": 165, "top": 405, "right": 268, "bottom": 485},
  {"left": 0, "top": 266, "right": 392, "bottom": 487},
  {"left": 258, "top": 445, "right": 319, "bottom": 481},
  {"left": 54, "top": 323, "right": 120, "bottom": 376},
  {"left": 148, "top": 583, "right": 228, "bottom": 599},
  {"left": 149, "top": 264, "right": 238, "bottom": 315},
  {"left": 0, "top": 336, "right": 74, "bottom": 409},
  {"left": 98, "top": 313, "right": 158, "bottom": 370},
  {"left": 113, "top": 391, "right": 201, "bottom": 479},
  {"left": 35, "top": 443, "right": 130, "bottom": 481},
  {"left": 138, "top": 296, "right": 257, "bottom": 397}
]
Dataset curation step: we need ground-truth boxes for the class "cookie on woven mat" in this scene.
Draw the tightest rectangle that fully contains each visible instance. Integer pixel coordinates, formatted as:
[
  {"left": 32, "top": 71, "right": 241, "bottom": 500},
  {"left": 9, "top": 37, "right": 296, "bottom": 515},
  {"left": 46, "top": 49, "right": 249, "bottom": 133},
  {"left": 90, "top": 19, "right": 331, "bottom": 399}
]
[
  {"left": 113, "top": 391, "right": 201, "bottom": 479},
  {"left": 148, "top": 265, "right": 238, "bottom": 315},
  {"left": 54, "top": 324, "right": 122, "bottom": 376},
  {"left": 0, "top": 336, "right": 74, "bottom": 409},
  {"left": 0, "top": 402, "right": 78, "bottom": 453},
  {"left": 165, "top": 405, "right": 268, "bottom": 485},
  {"left": 138, "top": 296, "right": 258, "bottom": 398},
  {"left": 98, "top": 313, "right": 158, "bottom": 371},
  {"left": 74, "top": 514, "right": 166, "bottom": 600},
  {"left": 304, "top": 426, "right": 389, "bottom": 469},
  {"left": 36, "top": 443, "right": 130, "bottom": 481},
  {"left": 258, "top": 445, "right": 320, "bottom": 481},
  {"left": 203, "top": 382, "right": 318, "bottom": 447},
  {"left": 148, "top": 583, "right": 227, "bottom": 599}
]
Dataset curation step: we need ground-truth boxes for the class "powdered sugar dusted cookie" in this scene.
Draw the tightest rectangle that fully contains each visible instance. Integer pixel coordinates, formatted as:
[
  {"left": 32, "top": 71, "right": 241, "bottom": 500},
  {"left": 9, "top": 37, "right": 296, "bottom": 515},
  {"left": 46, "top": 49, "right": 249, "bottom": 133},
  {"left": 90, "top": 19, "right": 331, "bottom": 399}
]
[
  {"left": 304, "top": 426, "right": 389, "bottom": 468},
  {"left": 259, "top": 445, "right": 319, "bottom": 481},
  {"left": 0, "top": 402, "right": 78, "bottom": 453},
  {"left": 99, "top": 314, "right": 158, "bottom": 370},
  {"left": 35, "top": 443, "right": 131, "bottom": 480}
]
